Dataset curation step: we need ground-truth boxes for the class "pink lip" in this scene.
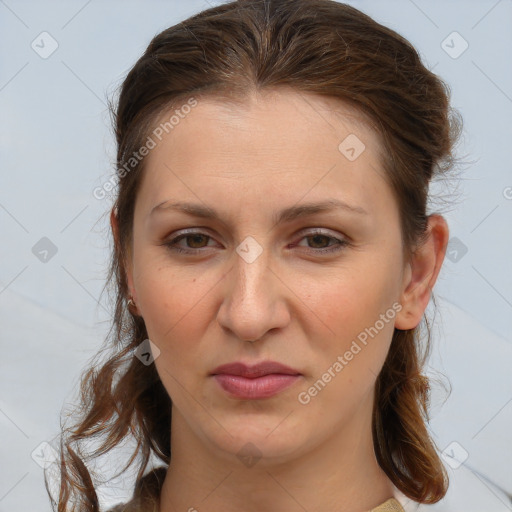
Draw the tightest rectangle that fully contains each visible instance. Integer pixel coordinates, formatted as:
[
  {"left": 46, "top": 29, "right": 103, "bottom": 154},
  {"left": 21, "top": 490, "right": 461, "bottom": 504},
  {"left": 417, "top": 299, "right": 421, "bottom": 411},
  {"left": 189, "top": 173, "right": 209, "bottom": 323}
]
[{"left": 210, "top": 361, "right": 302, "bottom": 399}]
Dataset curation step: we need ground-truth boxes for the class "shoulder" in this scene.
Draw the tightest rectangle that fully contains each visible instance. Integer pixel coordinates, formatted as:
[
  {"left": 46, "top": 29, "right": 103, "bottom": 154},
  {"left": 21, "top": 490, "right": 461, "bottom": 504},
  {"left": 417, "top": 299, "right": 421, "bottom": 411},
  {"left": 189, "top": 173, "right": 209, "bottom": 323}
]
[{"left": 106, "top": 466, "right": 167, "bottom": 512}]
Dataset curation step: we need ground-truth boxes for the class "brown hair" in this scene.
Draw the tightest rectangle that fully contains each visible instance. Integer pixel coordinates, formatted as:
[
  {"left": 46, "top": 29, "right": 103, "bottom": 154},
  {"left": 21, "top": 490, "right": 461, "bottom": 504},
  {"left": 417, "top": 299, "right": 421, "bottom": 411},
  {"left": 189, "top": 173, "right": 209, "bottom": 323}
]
[{"left": 48, "top": 0, "right": 461, "bottom": 510}]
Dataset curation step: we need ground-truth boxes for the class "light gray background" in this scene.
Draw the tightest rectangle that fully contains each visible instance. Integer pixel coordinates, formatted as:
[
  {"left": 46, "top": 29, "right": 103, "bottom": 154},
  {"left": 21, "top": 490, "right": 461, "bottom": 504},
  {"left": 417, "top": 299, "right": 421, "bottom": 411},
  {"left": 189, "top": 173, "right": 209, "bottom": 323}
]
[{"left": 1, "top": 0, "right": 511, "bottom": 511}]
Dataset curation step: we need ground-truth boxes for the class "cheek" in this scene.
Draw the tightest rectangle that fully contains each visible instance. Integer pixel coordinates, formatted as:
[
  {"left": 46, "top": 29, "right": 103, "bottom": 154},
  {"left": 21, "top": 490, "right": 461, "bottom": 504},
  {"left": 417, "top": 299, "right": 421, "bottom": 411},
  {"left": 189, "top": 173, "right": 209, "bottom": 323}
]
[
  {"left": 299, "top": 279, "right": 397, "bottom": 416},
  {"left": 298, "top": 255, "right": 402, "bottom": 398},
  {"left": 305, "top": 261, "right": 400, "bottom": 342},
  {"left": 134, "top": 265, "right": 212, "bottom": 402},
  {"left": 132, "top": 250, "right": 219, "bottom": 373},
  {"left": 137, "top": 269, "right": 209, "bottom": 343}
]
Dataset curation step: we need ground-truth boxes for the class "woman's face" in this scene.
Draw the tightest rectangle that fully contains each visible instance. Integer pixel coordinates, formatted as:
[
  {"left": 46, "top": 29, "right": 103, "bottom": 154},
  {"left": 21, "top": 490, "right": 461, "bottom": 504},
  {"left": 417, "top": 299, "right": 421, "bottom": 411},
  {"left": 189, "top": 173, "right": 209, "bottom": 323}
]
[{"left": 125, "top": 88, "right": 411, "bottom": 464}]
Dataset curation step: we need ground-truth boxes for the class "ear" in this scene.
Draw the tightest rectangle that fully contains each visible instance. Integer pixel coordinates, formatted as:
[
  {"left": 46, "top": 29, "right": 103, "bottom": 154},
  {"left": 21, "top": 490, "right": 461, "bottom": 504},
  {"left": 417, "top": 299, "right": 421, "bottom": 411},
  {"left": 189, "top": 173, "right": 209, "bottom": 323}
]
[
  {"left": 110, "top": 207, "right": 137, "bottom": 303},
  {"left": 394, "top": 214, "right": 449, "bottom": 330}
]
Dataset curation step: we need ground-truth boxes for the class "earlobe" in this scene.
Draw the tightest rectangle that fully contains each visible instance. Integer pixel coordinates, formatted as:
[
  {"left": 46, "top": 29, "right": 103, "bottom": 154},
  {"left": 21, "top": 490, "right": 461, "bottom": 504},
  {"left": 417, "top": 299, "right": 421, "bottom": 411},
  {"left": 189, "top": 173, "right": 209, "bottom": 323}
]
[{"left": 394, "top": 215, "right": 449, "bottom": 330}]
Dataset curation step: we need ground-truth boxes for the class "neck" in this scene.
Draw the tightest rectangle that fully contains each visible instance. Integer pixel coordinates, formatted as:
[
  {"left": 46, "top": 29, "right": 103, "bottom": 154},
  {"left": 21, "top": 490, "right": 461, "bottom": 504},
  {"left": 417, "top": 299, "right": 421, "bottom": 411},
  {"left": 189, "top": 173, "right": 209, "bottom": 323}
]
[{"left": 159, "top": 391, "right": 395, "bottom": 512}]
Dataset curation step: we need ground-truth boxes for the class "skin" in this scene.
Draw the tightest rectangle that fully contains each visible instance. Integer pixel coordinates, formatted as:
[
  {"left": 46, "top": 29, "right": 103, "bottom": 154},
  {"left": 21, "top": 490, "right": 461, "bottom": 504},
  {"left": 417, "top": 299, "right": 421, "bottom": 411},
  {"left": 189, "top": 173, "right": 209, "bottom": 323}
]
[{"left": 111, "top": 87, "right": 449, "bottom": 512}]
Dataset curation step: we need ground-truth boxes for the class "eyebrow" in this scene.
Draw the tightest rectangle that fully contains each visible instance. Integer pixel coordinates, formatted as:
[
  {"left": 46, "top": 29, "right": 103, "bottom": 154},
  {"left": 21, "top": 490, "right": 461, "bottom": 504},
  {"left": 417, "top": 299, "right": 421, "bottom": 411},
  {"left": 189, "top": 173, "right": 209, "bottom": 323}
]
[{"left": 149, "top": 199, "right": 368, "bottom": 226}]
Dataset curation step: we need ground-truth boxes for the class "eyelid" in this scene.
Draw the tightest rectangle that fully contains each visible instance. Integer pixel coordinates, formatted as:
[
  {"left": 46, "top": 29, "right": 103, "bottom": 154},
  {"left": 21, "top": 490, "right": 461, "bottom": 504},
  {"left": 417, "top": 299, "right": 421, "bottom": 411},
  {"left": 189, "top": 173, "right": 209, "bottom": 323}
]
[{"left": 295, "top": 227, "right": 346, "bottom": 239}]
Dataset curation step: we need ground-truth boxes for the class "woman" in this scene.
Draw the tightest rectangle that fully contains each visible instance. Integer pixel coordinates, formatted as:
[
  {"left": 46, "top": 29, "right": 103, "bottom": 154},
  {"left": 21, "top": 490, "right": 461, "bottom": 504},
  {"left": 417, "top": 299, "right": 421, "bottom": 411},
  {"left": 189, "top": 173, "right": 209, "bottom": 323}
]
[{"left": 48, "top": 1, "right": 461, "bottom": 510}]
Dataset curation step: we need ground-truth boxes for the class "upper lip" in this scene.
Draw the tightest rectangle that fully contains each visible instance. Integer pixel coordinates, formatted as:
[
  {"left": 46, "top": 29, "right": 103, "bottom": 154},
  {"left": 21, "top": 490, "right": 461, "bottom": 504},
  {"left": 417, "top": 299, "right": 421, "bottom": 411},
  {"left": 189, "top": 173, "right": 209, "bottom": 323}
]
[{"left": 210, "top": 361, "right": 301, "bottom": 378}]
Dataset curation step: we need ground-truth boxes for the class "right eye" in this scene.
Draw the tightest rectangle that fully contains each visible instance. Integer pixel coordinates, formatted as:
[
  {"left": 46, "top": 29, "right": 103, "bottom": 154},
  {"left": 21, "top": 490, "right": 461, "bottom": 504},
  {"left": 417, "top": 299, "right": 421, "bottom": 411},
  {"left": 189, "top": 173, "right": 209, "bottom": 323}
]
[{"left": 164, "top": 231, "right": 219, "bottom": 255}]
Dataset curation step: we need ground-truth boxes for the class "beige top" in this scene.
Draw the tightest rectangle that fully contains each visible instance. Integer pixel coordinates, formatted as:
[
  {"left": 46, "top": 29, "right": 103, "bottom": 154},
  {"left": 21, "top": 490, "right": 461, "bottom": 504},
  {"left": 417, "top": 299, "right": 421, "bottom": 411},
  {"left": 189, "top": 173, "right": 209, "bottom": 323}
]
[
  {"left": 370, "top": 498, "right": 405, "bottom": 512},
  {"left": 107, "top": 467, "right": 406, "bottom": 512}
]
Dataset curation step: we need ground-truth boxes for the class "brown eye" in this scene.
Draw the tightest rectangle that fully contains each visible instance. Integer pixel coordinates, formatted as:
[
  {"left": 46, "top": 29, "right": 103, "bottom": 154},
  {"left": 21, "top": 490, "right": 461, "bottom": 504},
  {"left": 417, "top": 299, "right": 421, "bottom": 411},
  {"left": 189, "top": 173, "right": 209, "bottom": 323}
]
[
  {"left": 185, "top": 234, "right": 210, "bottom": 248},
  {"left": 306, "top": 234, "right": 332, "bottom": 249},
  {"left": 295, "top": 230, "right": 349, "bottom": 254},
  {"left": 164, "top": 231, "right": 217, "bottom": 254}
]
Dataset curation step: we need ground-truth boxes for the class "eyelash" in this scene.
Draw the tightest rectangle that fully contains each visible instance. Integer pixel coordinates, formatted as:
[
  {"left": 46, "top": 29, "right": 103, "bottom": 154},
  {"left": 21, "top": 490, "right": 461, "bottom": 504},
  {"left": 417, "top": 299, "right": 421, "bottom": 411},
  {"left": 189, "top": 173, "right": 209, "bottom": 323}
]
[{"left": 163, "top": 229, "right": 349, "bottom": 255}]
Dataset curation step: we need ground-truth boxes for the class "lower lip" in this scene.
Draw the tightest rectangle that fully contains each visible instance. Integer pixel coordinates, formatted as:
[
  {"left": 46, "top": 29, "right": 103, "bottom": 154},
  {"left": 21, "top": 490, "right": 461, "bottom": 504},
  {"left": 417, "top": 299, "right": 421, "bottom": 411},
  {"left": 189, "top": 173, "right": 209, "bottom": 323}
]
[{"left": 212, "top": 374, "right": 301, "bottom": 399}]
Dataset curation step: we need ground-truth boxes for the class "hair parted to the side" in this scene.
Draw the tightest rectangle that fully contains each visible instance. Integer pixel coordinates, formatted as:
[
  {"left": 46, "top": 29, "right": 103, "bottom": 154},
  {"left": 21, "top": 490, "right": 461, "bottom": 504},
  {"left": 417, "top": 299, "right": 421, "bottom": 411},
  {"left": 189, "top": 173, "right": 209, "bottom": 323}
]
[{"left": 47, "top": 1, "right": 462, "bottom": 510}]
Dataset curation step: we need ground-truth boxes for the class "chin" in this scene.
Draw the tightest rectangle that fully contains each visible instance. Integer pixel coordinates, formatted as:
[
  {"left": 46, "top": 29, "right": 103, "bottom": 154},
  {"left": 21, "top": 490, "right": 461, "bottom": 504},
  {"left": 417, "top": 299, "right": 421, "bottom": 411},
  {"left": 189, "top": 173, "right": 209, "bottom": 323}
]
[{"left": 201, "top": 414, "right": 311, "bottom": 467}]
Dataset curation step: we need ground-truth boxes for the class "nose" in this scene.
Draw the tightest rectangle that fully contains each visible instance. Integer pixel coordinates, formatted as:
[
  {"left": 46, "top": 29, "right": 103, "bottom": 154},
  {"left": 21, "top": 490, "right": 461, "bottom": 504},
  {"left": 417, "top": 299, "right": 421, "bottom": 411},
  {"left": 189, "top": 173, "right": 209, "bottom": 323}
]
[{"left": 216, "top": 247, "right": 291, "bottom": 343}]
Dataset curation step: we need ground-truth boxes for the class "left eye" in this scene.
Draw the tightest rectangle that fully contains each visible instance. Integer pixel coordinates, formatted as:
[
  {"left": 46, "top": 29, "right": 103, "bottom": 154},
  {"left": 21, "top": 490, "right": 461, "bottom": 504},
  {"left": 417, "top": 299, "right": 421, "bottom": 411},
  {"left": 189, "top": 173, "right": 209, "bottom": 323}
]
[
  {"left": 164, "top": 230, "right": 348, "bottom": 255},
  {"left": 295, "top": 232, "right": 348, "bottom": 253}
]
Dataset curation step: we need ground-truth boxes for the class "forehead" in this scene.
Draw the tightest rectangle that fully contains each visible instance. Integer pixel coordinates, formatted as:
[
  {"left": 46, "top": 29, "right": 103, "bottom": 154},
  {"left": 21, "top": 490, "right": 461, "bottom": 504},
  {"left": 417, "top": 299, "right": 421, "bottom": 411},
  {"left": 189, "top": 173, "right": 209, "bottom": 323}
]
[
  {"left": 153, "top": 87, "right": 378, "bottom": 149},
  {"left": 135, "top": 88, "right": 393, "bottom": 222}
]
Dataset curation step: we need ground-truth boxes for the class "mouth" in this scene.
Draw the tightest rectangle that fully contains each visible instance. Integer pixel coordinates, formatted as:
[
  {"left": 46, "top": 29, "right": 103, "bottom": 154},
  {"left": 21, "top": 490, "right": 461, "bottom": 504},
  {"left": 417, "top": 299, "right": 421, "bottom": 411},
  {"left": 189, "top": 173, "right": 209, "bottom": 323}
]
[{"left": 210, "top": 361, "right": 302, "bottom": 400}]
